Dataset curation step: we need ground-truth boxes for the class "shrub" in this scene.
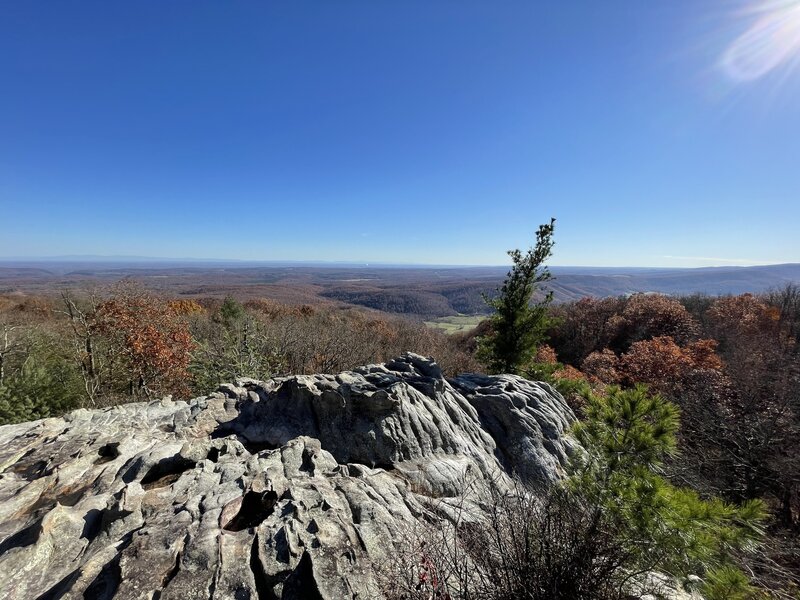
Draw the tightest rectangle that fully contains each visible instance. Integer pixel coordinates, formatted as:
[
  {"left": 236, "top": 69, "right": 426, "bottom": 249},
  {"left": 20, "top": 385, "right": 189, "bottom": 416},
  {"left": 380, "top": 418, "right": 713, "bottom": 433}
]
[{"left": 0, "top": 359, "right": 83, "bottom": 425}]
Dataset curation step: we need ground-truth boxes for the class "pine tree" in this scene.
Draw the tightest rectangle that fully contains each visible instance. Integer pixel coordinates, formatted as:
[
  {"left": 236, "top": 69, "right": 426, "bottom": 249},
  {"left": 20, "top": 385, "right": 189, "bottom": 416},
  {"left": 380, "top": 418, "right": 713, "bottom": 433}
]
[
  {"left": 572, "top": 385, "right": 765, "bottom": 599},
  {"left": 478, "top": 218, "right": 556, "bottom": 374},
  {"left": 218, "top": 296, "right": 245, "bottom": 328}
]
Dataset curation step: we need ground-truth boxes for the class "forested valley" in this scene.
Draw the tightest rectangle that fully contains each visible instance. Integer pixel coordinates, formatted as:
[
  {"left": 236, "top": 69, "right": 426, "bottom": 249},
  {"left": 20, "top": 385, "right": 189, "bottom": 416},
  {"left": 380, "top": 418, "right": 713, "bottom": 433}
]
[{"left": 1, "top": 281, "right": 798, "bottom": 596}]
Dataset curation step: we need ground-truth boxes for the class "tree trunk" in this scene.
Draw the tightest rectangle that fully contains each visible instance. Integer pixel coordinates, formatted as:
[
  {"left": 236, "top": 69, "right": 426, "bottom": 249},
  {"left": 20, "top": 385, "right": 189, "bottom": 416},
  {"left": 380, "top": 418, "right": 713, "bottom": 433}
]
[
  {"left": 85, "top": 337, "right": 95, "bottom": 379},
  {"left": 779, "top": 487, "right": 794, "bottom": 528}
]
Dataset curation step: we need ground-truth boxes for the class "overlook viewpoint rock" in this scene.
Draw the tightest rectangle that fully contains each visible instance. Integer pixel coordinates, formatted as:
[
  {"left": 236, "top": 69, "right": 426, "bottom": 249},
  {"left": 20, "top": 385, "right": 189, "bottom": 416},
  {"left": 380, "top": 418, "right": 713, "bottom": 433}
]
[{"left": 0, "top": 353, "right": 576, "bottom": 599}]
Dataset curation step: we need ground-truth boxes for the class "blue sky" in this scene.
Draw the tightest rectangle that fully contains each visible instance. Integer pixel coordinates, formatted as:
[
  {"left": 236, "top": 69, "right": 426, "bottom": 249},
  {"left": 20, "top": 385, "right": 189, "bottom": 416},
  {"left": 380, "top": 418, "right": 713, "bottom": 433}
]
[{"left": 1, "top": 1, "right": 799, "bottom": 266}]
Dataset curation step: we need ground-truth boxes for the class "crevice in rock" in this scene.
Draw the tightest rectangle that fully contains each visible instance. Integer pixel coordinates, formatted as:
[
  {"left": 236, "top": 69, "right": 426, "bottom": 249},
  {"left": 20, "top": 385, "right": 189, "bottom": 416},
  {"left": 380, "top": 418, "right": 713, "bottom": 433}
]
[
  {"left": 28, "top": 482, "right": 87, "bottom": 515},
  {"left": 272, "top": 527, "right": 291, "bottom": 565},
  {"left": 208, "top": 563, "right": 220, "bottom": 600},
  {"left": 12, "top": 459, "right": 51, "bottom": 480},
  {"left": 140, "top": 455, "right": 196, "bottom": 490},
  {"left": 1, "top": 448, "right": 35, "bottom": 475},
  {"left": 95, "top": 443, "right": 120, "bottom": 464},
  {"left": 35, "top": 567, "right": 82, "bottom": 600},
  {"left": 82, "top": 551, "right": 123, "bottom": 600},
  {"left": 100, "top": 506, "right": 133, "bottom": 531},
  {"left": 58, "top": 483, "right": 95, "bottom": 507},
  {"left": 351, "top": 526, "right": 368, "bottom": 552},
  {"left": 281, "top": 552, "right": 324, "bottom": 600},
  {"left": 211, "top": 428, "right": 277, "bottom": 455},
  {"left": 335, "top": 482, "right": 367, "bottom": 527},
  {"left": 120, "top": 457, "right": 145, "bottom": 484},
  {"left": 249, "top": 533, "right": 275, "bottom": 600},
  {"left": 299, "top": 448, "right": 315, "bottom": 474},
  {"left": 152, "top": 541, "right": 183, "bottom": 599},
  {"left": 81, "top": 508, "right": 104, "bottom": 540},
  {"left": 347, "top": 499, "right": 362, "bottom": 525},
  {"left": 0, "top": 519, "right": 42, "bottom": 555},
  {"left": 223, "top": 490, "right": 278, "bottom": 532},
  {"left": 240, "top": 439, "right": 278, "bottom": 455}
]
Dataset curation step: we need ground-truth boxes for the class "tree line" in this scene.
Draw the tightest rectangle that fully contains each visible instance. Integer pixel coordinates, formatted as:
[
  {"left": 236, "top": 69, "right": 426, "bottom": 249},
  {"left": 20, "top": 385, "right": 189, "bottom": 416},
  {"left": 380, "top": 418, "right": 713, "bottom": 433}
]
[{"left": 0, "top": 284, "right": 478, "bottom": 425}]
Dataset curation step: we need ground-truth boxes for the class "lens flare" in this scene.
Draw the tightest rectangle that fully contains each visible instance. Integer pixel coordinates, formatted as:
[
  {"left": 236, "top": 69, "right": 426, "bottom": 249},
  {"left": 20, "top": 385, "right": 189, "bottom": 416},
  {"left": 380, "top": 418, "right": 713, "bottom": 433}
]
[{"left": 721, "top": 0, "right": 800, "bottom": 81}]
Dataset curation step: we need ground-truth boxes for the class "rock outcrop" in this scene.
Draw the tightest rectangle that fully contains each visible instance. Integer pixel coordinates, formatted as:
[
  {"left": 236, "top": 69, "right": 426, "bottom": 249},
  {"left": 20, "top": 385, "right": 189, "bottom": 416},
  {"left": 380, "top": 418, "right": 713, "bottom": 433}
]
[{"left": 0, "top": 353, "right": 576, "bottom": 599}]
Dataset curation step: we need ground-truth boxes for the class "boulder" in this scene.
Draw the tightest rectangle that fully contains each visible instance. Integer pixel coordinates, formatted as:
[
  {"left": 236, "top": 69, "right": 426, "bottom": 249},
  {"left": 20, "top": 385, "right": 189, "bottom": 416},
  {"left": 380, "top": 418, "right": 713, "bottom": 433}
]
[{"left": 0, "top": 353, "right": 575, "bottom": 599}]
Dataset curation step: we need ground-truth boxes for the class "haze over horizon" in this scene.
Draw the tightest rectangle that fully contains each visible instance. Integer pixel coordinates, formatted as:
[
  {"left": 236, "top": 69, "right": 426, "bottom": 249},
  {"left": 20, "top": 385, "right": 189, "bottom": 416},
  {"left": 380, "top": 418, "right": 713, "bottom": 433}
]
[
  {"left": 2, "top": 2, "right": 799, "bottom": 267},
  {"left": 2, "top": 254, "right": 798, "bottom": 271}
]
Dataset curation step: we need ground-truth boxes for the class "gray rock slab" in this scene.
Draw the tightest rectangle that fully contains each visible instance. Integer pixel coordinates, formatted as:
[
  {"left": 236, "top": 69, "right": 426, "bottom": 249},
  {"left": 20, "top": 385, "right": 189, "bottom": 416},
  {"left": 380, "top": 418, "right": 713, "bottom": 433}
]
[{"left": 0, "top": 353, "right": 575, "bottom": 599}]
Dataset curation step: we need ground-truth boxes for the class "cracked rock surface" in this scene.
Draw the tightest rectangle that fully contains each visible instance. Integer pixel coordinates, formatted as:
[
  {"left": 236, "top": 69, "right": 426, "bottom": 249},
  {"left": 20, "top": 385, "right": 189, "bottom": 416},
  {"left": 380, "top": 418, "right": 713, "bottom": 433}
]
[{"left": 0, "top": 353, "right": 575, "bottom": 599}]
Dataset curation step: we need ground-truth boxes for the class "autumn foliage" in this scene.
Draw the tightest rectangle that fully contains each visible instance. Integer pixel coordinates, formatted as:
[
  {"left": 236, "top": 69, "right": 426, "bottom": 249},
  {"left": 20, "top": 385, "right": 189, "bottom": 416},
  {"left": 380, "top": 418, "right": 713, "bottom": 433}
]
[
  {"left": 610, "top": 293, "right": 699, "bottom": 347},
  {"left": 548, "top": 293, "right": 700, "bottom": 366},
  {"left": 581, "top": 349, "right": 621, "bottom": 384},
  {"left": 96, "top": 285, "right": 195, "bottom": 398},
  {"left": 616, "top": 336, "right": 723, "bottom": 389},
  {"left": 546, "top": 289, "right": 800, "bottom": 595}
]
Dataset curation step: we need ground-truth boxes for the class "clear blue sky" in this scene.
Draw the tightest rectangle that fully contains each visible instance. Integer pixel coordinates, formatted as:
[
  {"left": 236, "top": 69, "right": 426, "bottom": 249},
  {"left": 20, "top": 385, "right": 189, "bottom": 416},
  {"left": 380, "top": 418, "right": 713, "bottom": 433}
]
[{"left": 2, "top": 1, "right": 799, "bottom": 266}]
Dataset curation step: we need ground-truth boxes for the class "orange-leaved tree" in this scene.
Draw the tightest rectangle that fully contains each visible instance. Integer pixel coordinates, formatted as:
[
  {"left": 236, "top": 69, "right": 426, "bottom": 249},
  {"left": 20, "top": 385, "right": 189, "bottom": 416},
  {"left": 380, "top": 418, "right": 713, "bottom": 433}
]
[
  {"left": 96, "top": 283, "right": 194, "bottom": 399},
  {"left": 618, "top": 336, "right": 723, "bottom": 390}
]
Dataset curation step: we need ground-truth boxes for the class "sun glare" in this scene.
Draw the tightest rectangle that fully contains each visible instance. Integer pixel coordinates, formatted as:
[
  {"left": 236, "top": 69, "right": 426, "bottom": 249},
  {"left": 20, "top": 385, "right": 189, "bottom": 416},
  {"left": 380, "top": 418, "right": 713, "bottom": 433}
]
[{"left": 721, "top": 0, "right": 800, "bottom": 81}]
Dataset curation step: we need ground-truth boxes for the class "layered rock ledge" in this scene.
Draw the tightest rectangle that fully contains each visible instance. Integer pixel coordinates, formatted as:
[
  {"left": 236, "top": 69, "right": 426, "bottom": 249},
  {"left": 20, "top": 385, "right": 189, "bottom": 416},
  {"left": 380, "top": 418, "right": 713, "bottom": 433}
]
[{"left": 0, "top": 353, "right": 575, "bottom": 599}]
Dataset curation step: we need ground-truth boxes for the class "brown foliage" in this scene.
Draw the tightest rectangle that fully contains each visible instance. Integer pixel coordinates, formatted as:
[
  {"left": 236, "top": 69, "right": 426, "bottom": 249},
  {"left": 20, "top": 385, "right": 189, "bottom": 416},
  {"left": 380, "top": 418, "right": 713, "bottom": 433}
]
[
  {"left": 708, "top": 293, "right": 781, "bottom": 338},
  {"left": 581, "top": 349, "right": 621, "bottom": 384},
  {"left": 547, "top": 296, "right": 626, "bottom": 364},
  {"left": 618, "top": 336, "right": 723, "bottom": 390},
  {"left": 96, "top": 285, "right": 194, "bottom": 398},
  {"left": 0, "top": 295, "right": 55, "bottom": 324},
  {"left": 701, "top": 292, "right": 800, "bottom": 529},
  {"left": 551, "top": 364, "right": 585, "bottom": 382},
  {"left": 609, "top": 293, "right": 700, "bottom": 349},
  {"left": 547, "top": 293, "right": 700, "bottom": 366},
  {"left": 542, "top": 290, "right": 799, "bottom": 593},
  {"left": 534, "top": 344, "right": 558, "bottom": 365}
]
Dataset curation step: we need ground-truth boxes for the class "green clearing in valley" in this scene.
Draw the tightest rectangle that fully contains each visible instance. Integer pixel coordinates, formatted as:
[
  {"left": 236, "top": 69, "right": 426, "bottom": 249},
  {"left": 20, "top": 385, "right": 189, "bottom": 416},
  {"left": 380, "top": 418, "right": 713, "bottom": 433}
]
[{"left": 424, "top": 314, "right": 485, "bottom": 334}]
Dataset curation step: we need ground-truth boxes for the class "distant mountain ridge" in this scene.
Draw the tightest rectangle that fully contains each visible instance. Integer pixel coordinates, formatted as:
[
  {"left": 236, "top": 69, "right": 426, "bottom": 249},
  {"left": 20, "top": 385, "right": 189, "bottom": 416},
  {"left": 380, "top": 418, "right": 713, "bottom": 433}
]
[
  {"left": 545, "top": 263, "right": 800, "bottom": 301},
  {"left": 0, "top": 261, "right": 798, "bottom": 318}
]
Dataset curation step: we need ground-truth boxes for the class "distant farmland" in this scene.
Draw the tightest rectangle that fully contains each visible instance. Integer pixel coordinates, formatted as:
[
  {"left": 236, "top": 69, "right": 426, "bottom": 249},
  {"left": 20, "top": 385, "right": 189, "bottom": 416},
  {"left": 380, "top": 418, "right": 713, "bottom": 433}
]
[{"left": 424, "top": 315, "right": 485, "bottom": 334}]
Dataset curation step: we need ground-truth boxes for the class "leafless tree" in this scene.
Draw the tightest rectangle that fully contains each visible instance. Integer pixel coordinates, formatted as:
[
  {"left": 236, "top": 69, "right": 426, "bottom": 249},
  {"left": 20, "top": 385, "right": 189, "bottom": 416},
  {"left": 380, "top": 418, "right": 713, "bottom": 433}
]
[
  {"left": 0, "top": 323, "right": 25, "bottom": 386},
  {"left": 57, "top": 290, "right": 107, "bottom": 404}
]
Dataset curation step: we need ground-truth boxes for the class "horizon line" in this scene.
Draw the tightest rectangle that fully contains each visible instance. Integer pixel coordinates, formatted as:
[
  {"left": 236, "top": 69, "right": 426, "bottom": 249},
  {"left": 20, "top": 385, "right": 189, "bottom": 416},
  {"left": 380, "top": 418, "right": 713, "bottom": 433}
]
[{"left": 0, "top": 255, "right": 798, "bottom": 270}]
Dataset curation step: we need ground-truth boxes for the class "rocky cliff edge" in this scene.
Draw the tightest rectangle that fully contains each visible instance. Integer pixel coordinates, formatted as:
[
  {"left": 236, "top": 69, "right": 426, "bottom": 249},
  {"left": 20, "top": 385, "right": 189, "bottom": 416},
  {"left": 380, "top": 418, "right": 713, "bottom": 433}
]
[{"left": 0, "top": 353, "right": 576, "bottom": 599}]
